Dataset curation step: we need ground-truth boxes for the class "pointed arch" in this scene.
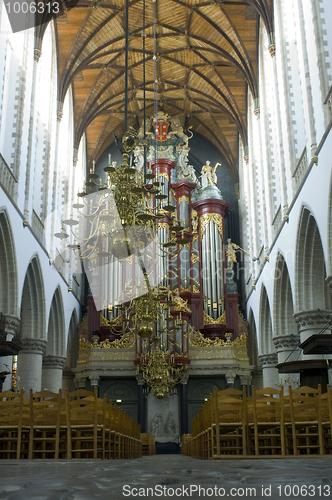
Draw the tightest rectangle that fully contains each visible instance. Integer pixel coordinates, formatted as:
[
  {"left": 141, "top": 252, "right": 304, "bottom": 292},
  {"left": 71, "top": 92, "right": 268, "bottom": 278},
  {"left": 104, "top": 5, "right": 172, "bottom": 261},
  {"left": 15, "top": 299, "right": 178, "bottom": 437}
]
[
  {"left": 45, "top": 286, "right": 66, "bottom": 357},
  {"left": 20, "top": 254, "right": 46, "bottom": 340},
  {"left": 273, "top": 252, "right": 297, "bottom": 337},
  {"left": 0, "top": 209, "right": 18, "bottom": 315},
  {"left": 295, "top": 207, "right": 331, "bottom": 312},
  {"left": 64, "top": 309, "right": 79, "bottom": 370},
  {"left": 248, "top": 308, "right": 259, "bottom": 366},
  {"left": 259, "top": 284, "right": 275, "bottom": 354}
]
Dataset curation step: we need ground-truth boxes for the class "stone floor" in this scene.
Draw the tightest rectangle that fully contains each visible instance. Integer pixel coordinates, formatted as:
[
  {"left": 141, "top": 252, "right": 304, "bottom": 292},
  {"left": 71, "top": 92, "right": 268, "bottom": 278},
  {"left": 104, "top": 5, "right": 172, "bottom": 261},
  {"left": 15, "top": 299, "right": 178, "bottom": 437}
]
[{"left": 0, "top": 455, "right": 332, "bottom": 500}]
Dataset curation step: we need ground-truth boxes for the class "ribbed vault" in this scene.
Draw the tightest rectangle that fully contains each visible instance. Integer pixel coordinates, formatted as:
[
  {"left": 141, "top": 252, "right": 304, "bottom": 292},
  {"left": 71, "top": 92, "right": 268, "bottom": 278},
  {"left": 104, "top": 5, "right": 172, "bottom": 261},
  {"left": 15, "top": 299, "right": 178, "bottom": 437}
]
[{"left": 38, "top": 0, "right": 274, "bottom": 181}]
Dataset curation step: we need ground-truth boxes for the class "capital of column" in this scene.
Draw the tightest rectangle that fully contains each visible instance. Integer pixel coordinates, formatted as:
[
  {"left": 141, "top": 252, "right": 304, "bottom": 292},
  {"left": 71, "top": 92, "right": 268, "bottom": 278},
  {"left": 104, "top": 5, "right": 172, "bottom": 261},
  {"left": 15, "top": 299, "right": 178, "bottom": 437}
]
[
  {"left": 273, "top": 334, "right": 300, "bottom": 351},
  {"left": 239, "top": 375, "right": 252, "bottom": 386},
  {"left": 42, "top": 355, "right": 66, "bottom": 369},
  {"left": 294, "top": 309, "right": 332, "bottom": 330},
  {"left": 34, "top": 48, "right": 42, "bottom": 62},
  {"left": 258, "top": 353, "right": 278, "bottom": 368},
  {"left": 325, "top": 276, "right": 332, "bottom": 293},
  {"left": 0, "top": 313, "right": 21, "bottom": 340},
  {"left": 225, "top": 371, "right": 236, "bottom": 385},
  {"left": 20, "top": 338, "right": 47, "bottom": 355},
  {"left": 89, "top": 374, "right": 100, "bottom": 387}
]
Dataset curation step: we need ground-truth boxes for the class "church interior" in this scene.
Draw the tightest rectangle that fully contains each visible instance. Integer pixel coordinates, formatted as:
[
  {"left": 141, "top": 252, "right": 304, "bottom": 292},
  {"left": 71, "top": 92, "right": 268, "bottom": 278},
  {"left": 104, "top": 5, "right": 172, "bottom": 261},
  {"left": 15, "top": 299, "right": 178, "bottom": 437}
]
[{"left": 1, "top": 0, "right": 332, "bottom": 472}]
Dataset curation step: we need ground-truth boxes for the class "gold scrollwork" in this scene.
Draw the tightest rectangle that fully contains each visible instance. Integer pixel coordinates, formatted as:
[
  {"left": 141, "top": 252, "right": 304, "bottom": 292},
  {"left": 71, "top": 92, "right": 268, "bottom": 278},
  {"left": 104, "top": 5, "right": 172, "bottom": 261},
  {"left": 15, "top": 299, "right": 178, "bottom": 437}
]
[
  {"left": 79, "top": 338, "right": 92, "bottom": 351},
  {"left": 200, "top": 213, "right": 223, "bottom": 239},
  {"left": 158, "top": 222, "right": 170, "bottom": 230},
  {"left": 159, "top": 172, "right": 169, "bottom": 181},
  {"left": 178, "top": 195, "right": 189, "bottom": 205},
  {"left": 96, "top": 331, "right": 135, "bottom": 349},
  {"left": 203, "top": 310, "right": 226, "bottom": 325}
]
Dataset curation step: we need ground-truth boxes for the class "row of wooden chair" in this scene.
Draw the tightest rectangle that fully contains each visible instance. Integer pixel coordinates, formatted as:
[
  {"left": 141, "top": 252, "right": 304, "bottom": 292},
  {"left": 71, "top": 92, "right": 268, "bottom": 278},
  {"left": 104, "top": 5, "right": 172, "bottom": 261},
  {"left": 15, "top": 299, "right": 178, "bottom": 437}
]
[
  {"left": 140, "top": 433, "right": 156, "bottom": 455},
  {"left": 0, "top": 388, "right": 143, "bottom": 460},
  {"left": 182, "top": 385, "right": 332, "bottom": 459}
]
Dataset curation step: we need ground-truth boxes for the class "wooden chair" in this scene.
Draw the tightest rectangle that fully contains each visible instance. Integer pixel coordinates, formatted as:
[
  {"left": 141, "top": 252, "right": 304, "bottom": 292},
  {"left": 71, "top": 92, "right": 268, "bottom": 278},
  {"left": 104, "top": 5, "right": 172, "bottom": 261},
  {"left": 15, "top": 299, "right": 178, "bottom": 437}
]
[
  {"left": 320, "top": 385, "right": 332, "bottom": 455},
  {"left": 105, "top": 400, "right": 117, "bottom": 459},
  {"left": 141, "top": 433, "right": 155, "bottom": 455},
  {"left": 28, "top": 389, "right": 66, "bottom": 460},
  {"left": 287, "top": 385, "right": 324, "bottom": 456},
  {"left": 210, "top": 386, "right": 247, "bottom": 457},
  {"left": 65, "top": 388, "right": 107, "bottom": 459},
  {"left": 247, "top": 386, "right": 285, "bottom": 456},
  {"left": 0, "top": 390, "right": 30, "bottom": 459}
]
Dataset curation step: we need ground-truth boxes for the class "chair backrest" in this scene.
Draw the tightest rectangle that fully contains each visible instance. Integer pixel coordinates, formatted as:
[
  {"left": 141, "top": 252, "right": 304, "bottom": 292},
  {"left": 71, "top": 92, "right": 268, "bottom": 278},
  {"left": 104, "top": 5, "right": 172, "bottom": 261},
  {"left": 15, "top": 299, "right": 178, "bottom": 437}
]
[
  {"left": 30, "top": 388, "right": 64, "bottom": 427},
  {"left": 213, "top": 386, "right": 247, "bottom": 424},
  {"left": 0, "top": 389, "right": 29, "bottom": 427},
  {"left": 289, "top": 385, "right": 321, "bottom": 423},
  {"left": 251, "top": 386, "right": 284, "bottom": 424},
  {"left": 65, "top": 387, "right": 99, "bottom": 427}
]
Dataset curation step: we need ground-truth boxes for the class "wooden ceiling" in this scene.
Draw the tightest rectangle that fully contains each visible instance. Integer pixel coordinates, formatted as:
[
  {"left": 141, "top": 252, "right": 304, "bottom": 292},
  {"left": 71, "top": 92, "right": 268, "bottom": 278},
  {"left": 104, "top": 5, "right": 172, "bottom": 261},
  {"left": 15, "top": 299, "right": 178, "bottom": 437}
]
[{"left": 49, "top": 0, "right": 273, "bottom": 181}]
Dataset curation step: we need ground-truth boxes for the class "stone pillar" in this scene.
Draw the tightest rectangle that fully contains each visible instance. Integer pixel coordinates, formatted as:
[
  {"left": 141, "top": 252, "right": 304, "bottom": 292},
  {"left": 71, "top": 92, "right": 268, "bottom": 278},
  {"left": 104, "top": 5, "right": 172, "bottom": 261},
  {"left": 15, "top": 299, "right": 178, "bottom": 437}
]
[
  {"left": 258, "top": 353, "right": 278, "bottom": 388},
  {"left": 62, "top": 369, "right": 75, "bottom": 393},
  {"left": 41, "top": 355, "right": 66, "bottom": 392},
  {"left": 180, "top": 379, "right": 188, "bottom": 435},
  {"left": 138, "top": 381, "right": 146, "bottom": 433},
  {"left": 273, "top": 335, "right": 301, "bottom": 391},
  {"left": 0, "top": 314, "right": 20, "bottom": 391},
  {"left": 16, "top": 339, "right": 47, "bottom": 393},
  {"left": 225, "top": 371, "right": 236, "bottom": 388},
  {"left": 294, "top": 310, "right": 332, "bottom": 360}
]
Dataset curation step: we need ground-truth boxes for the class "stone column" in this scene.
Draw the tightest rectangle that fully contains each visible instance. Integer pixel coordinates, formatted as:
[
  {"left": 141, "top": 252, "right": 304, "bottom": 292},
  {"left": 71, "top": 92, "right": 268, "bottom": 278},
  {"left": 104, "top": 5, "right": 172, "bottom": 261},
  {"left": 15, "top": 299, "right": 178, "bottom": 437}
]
[
  {"left": 294, "top": 310, "right": 332, "bottom": 360},
  {"left": 273, "top": 335, "right": 301, "bottom": 391},
  {"left": 62, "top": 369, "right": 75, "bottom": 393},
  {"left": 180, "top": 379, "right": 188, "bottom": 435},
  {"left": 225, "top": 371, "right": 236, "bottom": 388},
  {"left": 41, "top": 355, "right": 66, "bottom": 392},
  {"left": 0, "top": 314, "right": 20, "bottom": 391},
  {"left": 258, "top": 353, "right": 278, "bottom": 388},
  {"left": 16, "top": 339, "right": 47, "bottom": 393}
]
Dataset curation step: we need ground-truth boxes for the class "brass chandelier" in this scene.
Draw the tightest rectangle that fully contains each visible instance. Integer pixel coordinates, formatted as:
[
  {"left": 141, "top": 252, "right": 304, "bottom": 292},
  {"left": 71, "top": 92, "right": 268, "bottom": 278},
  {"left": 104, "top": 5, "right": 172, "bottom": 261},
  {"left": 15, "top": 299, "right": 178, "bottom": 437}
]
[{"left": 55, "top": 0, "right": 191, "bottom": 398}]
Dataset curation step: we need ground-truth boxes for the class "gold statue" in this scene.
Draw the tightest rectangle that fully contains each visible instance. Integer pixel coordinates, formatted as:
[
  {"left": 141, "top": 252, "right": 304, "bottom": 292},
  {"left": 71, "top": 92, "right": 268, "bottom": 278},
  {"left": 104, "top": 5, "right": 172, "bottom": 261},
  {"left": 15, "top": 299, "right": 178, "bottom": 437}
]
[
  {"left": 200, "top": 160, "right": 221, "bottom": 188},
  {"left": 226, "top": 238, "right": 248, "bottom": 270},
  {"left": 172, "top": 293, "right": 191, "bottom": 312}
]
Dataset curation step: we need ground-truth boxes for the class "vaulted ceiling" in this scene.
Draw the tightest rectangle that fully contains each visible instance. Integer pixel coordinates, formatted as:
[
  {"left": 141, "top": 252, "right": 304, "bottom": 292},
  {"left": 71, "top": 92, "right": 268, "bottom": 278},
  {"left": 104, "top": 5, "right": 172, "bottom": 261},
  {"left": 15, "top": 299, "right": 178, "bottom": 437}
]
[{"left": 40, "top": 0, "right": 274, "bottom": 182}]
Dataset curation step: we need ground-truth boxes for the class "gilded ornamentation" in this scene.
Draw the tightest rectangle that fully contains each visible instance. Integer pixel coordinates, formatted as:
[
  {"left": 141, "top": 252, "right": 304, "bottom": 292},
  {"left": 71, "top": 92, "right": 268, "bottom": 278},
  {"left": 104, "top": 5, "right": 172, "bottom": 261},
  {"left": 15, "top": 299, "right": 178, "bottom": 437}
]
[
  {"left": 178, "top": 195, "right": 189, "bottom": 205},
  {"left": 237, "top": 307, "right": 249, "bottom": 337},
  {"left": 191, "top": 253, "right": 199, "bottom": 264},
  {"left": 100, "top": 314, "right": 111, "bottom": 327},
  {"left": 158, "top": 222, "right": 170, "bottom": 230},
  {"left": 191, "top": 210, "right": 198, "bottom": 232},
  {"left": 200, "top": 213, "right": 223, "bottom": 239},
  {"left": 159, "top": 171, "right": 170, "bottom": 181},
  {"left": 78, "top": 313, "right": 88, "bottom": 340},
  {"left": 188, "top": 326, "right": 248, "bottom": 349},
  {"left": 203, "top": 310, "right": 226, "bottom": 325},
  {"left": 193, "top": 284, "right": 200, "bottom": 293},
  {"left": 96, "top": 331, "right": 135, "bottom": 349},
  {"left": 79, "top": 338, "right": 92, "bottom": 351},
  {"left": 173, "top": 294, "right": 191, "bottom": 312}
]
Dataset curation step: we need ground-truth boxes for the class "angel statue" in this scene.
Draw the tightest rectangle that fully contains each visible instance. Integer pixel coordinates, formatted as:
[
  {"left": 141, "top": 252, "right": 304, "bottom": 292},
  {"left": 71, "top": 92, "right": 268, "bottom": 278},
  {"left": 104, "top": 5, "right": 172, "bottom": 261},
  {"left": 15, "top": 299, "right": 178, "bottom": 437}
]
[
  {"left": 200, "top": 160, "right": 221, "bottom": 189},
  {"left": 225, "top": 238, "right": 248, "bottom": 271}
]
